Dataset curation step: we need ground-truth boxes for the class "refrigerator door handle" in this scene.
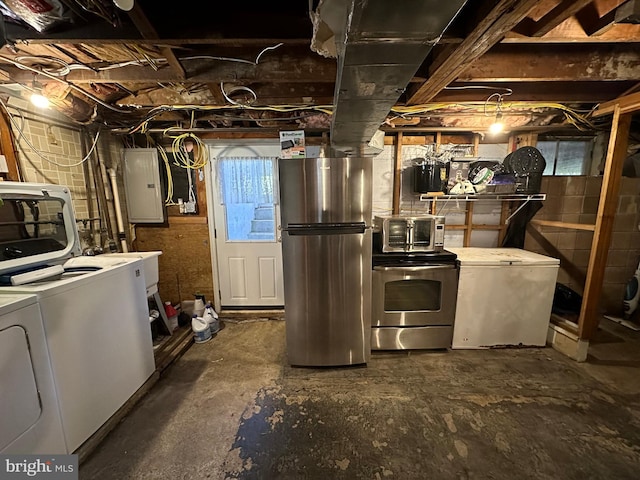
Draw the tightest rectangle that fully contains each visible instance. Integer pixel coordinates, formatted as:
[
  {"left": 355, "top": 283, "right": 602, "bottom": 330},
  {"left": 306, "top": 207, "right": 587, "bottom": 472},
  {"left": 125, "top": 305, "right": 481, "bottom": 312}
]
[{"left": 284, "top": 222, "right": 367, "bottom": 235}]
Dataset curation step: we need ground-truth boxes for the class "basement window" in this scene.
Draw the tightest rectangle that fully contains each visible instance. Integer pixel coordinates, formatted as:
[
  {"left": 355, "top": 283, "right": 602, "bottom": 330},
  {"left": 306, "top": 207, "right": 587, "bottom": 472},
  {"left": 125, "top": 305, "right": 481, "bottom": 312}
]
[{"left": 538, "top": 139, "right": 593, "bottom": 176}]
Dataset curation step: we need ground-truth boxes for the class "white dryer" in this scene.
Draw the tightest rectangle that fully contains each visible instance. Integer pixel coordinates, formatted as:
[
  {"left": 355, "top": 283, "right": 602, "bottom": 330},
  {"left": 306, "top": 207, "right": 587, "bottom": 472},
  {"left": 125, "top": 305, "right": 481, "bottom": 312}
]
[{"left": 0, "top": 294, "right": 67, "bottom": 454}]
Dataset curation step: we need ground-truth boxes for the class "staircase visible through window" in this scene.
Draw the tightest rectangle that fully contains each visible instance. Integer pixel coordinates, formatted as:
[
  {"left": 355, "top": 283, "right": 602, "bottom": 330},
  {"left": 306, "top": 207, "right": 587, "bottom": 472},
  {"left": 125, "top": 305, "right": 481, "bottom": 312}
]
[{"left": 218, "top": 157, "right": 277, "bottom": 242}]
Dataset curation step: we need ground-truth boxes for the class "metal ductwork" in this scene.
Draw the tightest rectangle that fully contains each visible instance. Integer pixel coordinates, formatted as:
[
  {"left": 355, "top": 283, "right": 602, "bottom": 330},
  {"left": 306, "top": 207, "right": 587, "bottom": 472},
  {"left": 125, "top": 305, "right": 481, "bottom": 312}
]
[
  {"left": 312, "top": 0, "right": 468, "bottom": 154},
  {"left": 616, "top": 0, "right": 640, "bottom": 24}
]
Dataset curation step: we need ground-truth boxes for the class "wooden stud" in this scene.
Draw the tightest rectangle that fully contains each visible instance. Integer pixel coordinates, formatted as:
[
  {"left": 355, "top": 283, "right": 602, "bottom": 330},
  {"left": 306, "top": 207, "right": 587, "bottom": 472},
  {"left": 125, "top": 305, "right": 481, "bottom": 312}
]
[
  {"left": 392, "top": 133, "right": 403, "bottom": 214},
  {"left": 594, "top": 91, "right": 640, "bottom": 117},
  {"left": 463, "top": 202, "right": 474, "bottom": 246},
  {"left": 529, "top": 219, "right": 595, "bottom": 231},
  {"left": 578, "top": 107, "right": 631, "bottom": 340},
  {"left": 0, "top": 110, "right": 21, "bottom": 181}
]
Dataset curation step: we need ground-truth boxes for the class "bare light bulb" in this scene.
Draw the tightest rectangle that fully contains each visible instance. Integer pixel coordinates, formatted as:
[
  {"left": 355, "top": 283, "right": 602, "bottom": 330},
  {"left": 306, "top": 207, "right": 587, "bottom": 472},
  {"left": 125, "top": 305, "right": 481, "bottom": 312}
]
[
  {"left": 488, "top": 112, "right": 504, "bottom": 134},
  {"left": 113, "top": 0, "right": 134, "bottom": 11},
  {"left": 30, "top": 93, "right": 50, "bottom": 108}
]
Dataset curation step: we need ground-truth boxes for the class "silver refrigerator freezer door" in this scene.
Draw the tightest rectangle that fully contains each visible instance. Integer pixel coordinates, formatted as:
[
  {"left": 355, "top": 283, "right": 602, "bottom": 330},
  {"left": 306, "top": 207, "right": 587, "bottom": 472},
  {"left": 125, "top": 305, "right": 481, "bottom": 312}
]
[
  {"left": 279, "top": 156, "right": 373, "bottom": 366},
  {"left": 279, "top": 157, "right": 372, "bottom": 225},
  {"left": 282, "top": 229, "right": 372, "bottom": 366}
]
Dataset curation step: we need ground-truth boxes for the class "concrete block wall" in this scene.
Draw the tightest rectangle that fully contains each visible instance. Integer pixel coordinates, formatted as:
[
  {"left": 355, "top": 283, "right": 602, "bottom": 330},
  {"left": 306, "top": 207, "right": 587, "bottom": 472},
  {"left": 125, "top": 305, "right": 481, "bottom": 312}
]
[
  {"left": 6, "top": 97, "right": 92, "bottom": 219},
  {"left": 525, "top": 176, "right": 640, "bottom": 315},
  {"left": 4, "top": 97, "right": 125, "bottom": 250}
]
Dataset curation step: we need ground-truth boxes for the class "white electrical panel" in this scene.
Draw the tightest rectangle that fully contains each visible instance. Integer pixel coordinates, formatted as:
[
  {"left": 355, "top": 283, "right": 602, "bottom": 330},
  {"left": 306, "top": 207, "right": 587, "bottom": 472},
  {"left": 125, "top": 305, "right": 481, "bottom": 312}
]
[{"left": 123, "top": 148, "right": 165, "bottom": 223}]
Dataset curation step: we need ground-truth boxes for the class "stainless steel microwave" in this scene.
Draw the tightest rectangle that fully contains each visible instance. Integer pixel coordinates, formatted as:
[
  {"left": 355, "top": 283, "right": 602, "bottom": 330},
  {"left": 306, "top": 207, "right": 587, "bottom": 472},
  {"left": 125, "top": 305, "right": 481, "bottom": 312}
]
[{"left": 373, "top": 214, "right": 445, "bottom": 253}]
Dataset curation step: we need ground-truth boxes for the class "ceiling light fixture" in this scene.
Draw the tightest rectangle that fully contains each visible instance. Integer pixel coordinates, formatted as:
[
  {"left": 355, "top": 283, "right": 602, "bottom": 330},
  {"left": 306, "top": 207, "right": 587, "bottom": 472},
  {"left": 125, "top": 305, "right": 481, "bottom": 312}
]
[
  {"left": 485, "top": 90, "right": 510, "bottom": 135},
  {"left": 29, "top": 77, "right": 50, "bottom": 108},
  {"left": 113, "top": 0, "right": 134, "bottom": 11},
  {"left": 489, "top": 111, "right": 504, "bottom": 134}
]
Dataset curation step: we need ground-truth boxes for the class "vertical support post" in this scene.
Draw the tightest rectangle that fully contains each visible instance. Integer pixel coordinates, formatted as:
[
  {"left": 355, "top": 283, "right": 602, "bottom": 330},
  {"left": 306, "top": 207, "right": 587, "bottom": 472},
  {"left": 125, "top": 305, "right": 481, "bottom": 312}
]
[
  {"left": 0, "top": 110, "right": 21, "bottom": 181},
  {"left": 473, "top": 133, "right": 480, "bottom": 157},
  {"left": 498, "top": 201, "right": 510, "bottom": 245},
  {"left": 464, "top": 202, "right": 474, "bottom": 246},
  {"left": 393, "top": 133, "right": 403, "bottom": 214},
  {"left": 578, "top": 106, "right": 631, "bottom": 339}
]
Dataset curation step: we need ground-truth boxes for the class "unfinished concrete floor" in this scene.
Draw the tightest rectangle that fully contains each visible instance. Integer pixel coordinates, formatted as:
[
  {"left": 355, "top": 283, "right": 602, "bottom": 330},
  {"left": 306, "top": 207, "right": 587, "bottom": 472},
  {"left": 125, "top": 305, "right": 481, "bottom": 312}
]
[{"left": 81, "top": 317, "right": 640, "bottom": 479}]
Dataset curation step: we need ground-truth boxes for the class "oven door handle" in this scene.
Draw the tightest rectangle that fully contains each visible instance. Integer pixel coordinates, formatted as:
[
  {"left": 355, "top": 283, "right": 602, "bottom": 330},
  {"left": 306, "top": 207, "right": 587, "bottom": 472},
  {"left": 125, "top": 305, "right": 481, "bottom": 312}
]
[{"left": 373, "top": 264, "right": 454, "bottom": 272}]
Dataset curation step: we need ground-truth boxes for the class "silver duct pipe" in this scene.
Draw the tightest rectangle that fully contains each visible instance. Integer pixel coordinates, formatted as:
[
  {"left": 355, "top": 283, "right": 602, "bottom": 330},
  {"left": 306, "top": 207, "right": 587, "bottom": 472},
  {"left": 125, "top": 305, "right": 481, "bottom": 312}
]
[{"left": 313, "top": 0, "right": 468, "bottom": 154}]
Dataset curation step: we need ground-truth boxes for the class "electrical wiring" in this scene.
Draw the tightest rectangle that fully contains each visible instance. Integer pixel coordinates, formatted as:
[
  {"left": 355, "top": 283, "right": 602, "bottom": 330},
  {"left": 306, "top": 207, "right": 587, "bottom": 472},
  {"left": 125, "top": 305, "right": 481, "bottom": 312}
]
[
  {"left": 123, "top": 103, "right": 334, "bottom": 135},
  {"left": 156, "top": 145, "right": 176, "bottom": 205},
  {"left": 0, "top": 96, "right": 101, "bottom": 168},
  {"left": 444, "top": 86, "right": 514, "bottom": 95},
  {"left": 11, "top": 42, "right": 285, "bottom": 80},
  {"left": 220, "top": 83, "right": 257, "bottom": 106},
  {"left": 165, "top": 131, "right": 208, "bottom": 170},
  {"left": 255, "top": 43, "right": 284, "bottom": 64},
  {"left": 0, "top": 54, "right": 133, "bottom": 114},
  {"left": 391, "top": 101, "right": 597, "bottom": 132}
]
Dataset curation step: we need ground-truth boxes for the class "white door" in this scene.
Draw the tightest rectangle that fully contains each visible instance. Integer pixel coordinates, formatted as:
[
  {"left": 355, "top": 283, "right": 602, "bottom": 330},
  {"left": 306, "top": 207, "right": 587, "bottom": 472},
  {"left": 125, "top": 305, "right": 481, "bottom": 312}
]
[{"left": 209, "top": 144, "right": 284, "bottom": 307}]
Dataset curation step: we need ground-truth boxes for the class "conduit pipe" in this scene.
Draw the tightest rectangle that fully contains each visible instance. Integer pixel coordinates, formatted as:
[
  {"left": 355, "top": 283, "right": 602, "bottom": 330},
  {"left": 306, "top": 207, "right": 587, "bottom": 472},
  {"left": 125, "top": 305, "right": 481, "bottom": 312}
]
[{"left": 108, "top": 168, "right": 128, "bottom": 253}]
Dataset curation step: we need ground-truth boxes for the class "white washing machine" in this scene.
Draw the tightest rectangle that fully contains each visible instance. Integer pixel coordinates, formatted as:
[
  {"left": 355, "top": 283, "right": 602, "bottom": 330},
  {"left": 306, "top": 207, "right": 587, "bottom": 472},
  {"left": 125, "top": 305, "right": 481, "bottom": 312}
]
[
  {"left": 0, "top": 182, "right": 155, "bottom": 453},
  {"left": 0, "top": 293, "right": 67, "bottom": 454}
]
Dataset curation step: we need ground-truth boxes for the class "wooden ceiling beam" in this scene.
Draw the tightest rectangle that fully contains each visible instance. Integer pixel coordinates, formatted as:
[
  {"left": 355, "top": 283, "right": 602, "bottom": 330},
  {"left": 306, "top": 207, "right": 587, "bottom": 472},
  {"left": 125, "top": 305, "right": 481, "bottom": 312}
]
[
  {"left": 406, "top": 0, "right": 539, "bottom": 105},
  {"left": 430, "top": 81, "right": 634, "bottom": 103},
  {"left": 9, "top": 38, "right": 311, "bottom": 46},
  {"left": 117, "top": 82, "right": 335, "bottom": 107},
  {"left": 457, "top": 43, "right": 640, "bottom": 82},
  {"left": 126, "top": 4, "right": 186, "bottom": 80},
  {"left": 575, "top": 3, "right": 618, "bottom": 36},
  {"left": 2, "top": 52, "right": 337, "bottom": 84},
  {"left": 594, "top": 90, "right": 640, "bottom": 117},
  {"left": 516, "top": 0, "right": 595, "bottom": 37}
]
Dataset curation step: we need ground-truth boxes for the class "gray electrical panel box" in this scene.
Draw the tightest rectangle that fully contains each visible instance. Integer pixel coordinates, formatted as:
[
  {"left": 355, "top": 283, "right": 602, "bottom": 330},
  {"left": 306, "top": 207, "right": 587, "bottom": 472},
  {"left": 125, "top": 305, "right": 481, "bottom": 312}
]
[{"left": 122, "top": 148, "right": 165, "bottom": 223}]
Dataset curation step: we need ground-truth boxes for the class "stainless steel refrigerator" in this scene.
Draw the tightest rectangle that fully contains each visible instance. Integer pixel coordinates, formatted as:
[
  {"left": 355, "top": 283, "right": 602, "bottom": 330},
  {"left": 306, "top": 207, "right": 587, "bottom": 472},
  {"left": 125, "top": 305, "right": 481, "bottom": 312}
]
[{"left": 278, "top": 156, "right": 372, "bottom": 366}]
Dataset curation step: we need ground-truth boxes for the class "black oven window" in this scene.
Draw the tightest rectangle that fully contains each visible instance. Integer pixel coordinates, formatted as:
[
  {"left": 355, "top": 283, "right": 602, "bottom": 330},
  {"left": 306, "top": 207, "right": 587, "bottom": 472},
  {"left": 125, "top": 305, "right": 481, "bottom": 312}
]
[
  {"left": 412, "top": 220, "right": 431, "bottom": 246},
  {"left": 384, "top": 279, "right": 441, "bottom": 312}
]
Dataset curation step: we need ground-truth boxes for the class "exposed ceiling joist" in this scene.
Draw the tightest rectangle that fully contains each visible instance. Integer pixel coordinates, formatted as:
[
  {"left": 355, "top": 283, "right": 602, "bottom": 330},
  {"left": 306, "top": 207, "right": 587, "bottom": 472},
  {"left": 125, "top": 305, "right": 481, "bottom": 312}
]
[
  {"left": 457, "top": 43, "right": 640, "bottom": 82},
  {"left": 3, "top": 53, "right": 337, "bottom": 84},
  {"left": 406, "top": 0, "right": 539, "bottom": 105},
  {"left": 515, "top": 0, "right": 594, "bottom": 37},
  {"left": 126, "top": 3, "right": 186, "bottom": 79},
  {"left": 575, "top": 3, "right": 619, "bottom": 35},
  {"left": 431, "top": 81, "right": 636, "bottom": 102}
]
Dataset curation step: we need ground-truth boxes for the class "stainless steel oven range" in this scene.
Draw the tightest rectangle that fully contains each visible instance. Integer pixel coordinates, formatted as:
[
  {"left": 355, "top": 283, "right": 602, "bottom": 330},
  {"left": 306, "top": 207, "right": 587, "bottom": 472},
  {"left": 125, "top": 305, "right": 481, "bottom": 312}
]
[{"left": 371, "top": 249, "right": 458, "bottom": 350}]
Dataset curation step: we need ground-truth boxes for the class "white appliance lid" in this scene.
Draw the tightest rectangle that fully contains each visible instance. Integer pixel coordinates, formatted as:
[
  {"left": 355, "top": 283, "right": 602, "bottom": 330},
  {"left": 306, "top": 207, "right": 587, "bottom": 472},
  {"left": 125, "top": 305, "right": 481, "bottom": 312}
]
[
  {"left": 447, "top": 247, "right": 560, "bottom": 266},
  {"left": 0, "top": 182, "right": 81, "bottom": 276}
]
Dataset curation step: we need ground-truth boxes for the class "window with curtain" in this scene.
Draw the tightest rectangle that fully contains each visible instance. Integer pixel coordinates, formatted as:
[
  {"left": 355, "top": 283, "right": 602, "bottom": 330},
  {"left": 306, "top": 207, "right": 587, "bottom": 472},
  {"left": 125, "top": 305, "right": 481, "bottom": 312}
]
[{"left": 218, "top": 157, "right": 277, "bottom": 241}]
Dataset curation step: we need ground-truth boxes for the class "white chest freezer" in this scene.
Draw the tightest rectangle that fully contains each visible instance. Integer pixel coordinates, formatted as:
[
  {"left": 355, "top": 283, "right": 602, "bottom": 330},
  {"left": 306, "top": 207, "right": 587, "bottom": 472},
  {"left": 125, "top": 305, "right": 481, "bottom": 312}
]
[{"left": 447, "top": 247, "right": 559, "bottom": 349}]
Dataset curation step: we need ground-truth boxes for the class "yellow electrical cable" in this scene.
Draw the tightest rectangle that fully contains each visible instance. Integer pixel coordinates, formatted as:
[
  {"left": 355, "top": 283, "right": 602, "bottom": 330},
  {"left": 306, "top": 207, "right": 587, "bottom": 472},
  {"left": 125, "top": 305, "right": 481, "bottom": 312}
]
[
  {"left": 157, "top": 145, "right": 175, "bottom": 205},
  {"left": 170, "top": 133, "right": 208, "bottom": 170}
]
